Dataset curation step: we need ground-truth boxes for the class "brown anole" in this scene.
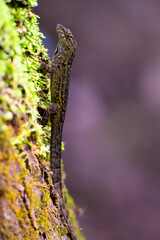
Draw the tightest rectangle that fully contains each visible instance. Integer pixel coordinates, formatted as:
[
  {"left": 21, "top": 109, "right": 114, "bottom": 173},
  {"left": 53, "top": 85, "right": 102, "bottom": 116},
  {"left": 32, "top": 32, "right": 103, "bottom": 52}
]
[{"left": 40, "top": 24, "right": 77, "bottom": 240}]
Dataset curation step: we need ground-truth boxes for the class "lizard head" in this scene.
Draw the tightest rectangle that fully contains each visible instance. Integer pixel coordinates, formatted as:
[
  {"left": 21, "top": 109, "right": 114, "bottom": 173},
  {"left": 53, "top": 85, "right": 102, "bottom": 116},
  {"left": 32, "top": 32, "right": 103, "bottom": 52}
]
[{"left": 56, "top": 24, "right": 77, "bottom": 52}]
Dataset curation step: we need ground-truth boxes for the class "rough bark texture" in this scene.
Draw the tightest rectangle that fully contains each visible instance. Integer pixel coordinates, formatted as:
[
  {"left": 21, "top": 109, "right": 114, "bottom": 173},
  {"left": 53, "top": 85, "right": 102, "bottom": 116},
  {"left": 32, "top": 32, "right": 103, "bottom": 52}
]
[{"left": 0, "top": 0, "right": 84, "bottom": 239}]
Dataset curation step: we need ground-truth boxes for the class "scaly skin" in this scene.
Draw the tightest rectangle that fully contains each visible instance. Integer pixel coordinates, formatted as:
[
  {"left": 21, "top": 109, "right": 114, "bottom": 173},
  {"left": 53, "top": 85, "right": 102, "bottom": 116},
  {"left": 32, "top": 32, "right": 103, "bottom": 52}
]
[{"left": 41, "top": 24, "right": 77, "bottom": 240}]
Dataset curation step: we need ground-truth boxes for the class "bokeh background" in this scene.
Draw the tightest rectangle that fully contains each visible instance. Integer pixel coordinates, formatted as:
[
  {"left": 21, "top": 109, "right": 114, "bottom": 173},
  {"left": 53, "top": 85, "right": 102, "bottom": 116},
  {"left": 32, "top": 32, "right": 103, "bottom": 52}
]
[{"left": 34, "top": 1, "right": 160, "bottom": 239}]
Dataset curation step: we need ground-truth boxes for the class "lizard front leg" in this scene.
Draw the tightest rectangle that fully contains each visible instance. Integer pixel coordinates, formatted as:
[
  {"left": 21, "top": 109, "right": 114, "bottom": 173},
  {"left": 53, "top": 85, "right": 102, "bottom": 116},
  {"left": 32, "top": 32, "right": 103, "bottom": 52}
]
[
  {"left": 41, "top": 103, "right": 59, "bottom": 127},
  {"left": 40, "top": 59, "right": 58, "bottom": 74}
]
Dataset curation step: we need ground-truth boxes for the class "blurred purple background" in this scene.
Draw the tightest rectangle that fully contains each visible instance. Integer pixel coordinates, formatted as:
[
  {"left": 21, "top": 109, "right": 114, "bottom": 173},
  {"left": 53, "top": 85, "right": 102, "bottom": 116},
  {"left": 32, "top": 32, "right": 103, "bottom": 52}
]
[{"left": 35, "top": 1, "right": 160, "bottom": 239}]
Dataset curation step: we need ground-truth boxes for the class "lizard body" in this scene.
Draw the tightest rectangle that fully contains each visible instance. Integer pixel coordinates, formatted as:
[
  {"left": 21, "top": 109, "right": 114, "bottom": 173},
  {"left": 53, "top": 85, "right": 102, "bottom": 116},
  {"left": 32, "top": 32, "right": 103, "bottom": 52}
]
[{"left": 41, "top": 24, "right": 77, "bottom": 240}]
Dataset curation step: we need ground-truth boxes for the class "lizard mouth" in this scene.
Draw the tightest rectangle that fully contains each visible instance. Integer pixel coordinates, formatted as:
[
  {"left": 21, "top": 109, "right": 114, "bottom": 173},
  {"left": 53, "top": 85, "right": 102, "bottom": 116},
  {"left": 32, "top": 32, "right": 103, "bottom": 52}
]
[{"left": 56, "top": 23, "right": 64, "bottom": 30}]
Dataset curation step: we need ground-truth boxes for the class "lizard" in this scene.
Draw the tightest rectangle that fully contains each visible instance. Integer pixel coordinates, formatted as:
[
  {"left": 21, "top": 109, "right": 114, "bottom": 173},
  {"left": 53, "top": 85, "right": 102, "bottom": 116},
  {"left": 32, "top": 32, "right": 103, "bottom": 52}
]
[{"left": 40, "top": 24, "right": 77, "bottom": 240}]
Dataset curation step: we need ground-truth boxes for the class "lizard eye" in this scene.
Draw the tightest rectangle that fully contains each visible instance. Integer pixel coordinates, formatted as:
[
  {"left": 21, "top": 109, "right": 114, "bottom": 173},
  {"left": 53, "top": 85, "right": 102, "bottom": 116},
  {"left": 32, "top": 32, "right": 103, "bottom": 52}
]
[{"left": 65, "top": 33, "right": 71, "bottom": 39}]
